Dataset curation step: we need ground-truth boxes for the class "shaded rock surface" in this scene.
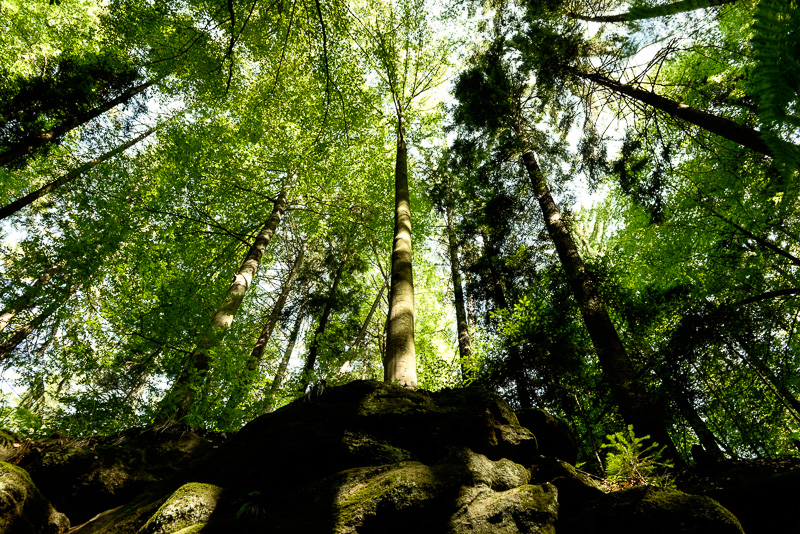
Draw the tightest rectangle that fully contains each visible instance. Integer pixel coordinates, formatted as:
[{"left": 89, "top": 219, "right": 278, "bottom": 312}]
[
  {"left": 677, "top": 456, "right": 800, "bottom": 534},
  {"left": 0, "top": 461, "right": 69, "bottom": 534},
  {"left": 0, "top": 380, "right": 752, "bottom": 533}
]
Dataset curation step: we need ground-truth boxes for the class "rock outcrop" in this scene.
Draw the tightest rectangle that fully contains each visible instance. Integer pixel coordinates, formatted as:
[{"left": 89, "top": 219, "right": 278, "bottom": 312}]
[{"left": 0, "top": 381, "right": 746, "bottom": 533}]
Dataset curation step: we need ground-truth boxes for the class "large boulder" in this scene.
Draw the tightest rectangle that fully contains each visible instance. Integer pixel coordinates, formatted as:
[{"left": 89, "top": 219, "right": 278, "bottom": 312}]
[
  {"left": 11, "top": 427, "right": 225, "bottom": 525},
  {"left": 0, "top": 461, "right": 69, "bottom": 534},
  {"left": 516, "top": 408, "right": 578, "bottom": 465},
  {"left": 41, "top": 380, "right": 746, "bottom": 534}
]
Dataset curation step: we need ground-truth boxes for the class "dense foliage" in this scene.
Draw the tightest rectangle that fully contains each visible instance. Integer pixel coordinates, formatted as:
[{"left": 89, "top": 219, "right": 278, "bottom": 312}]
[{"left": 1, "top": 0, "right": 798, "bottom": 473}]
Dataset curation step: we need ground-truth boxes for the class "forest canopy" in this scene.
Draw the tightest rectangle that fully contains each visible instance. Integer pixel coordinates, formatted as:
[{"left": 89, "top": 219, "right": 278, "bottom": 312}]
[{"left": 1, "top": 0, "right": 799, "bottom": 470}]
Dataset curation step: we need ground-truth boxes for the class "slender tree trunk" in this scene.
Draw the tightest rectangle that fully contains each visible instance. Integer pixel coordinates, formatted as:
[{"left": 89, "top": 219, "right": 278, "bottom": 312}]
[
  {"left": 516, "top": 128, "right": 679, "bottom": 461},
  {"left": 0, "top": 263, "right": 61, "bottom": 333},
  {"left": 570, "top": 0, "right": 737, "bottom": 23},
  {"left": 299, "top": 253, "right": 348, "bottom": 393},
  {"left": 481, "top": 228, "right": 533, "bottom": 408},
  {"left": 446, "top": 207, "right": 473, "bottom": 382},
  {"left": 0, "top": 127, "right": 158, "bottom": 220},
  {"left": 265, "top": 294, "right": 308, "bottom": 413},
  {"left": 224, "top": 244, "right": 305, "bottom": 417},
  {"left": 0, "top": 81, "right": 154, "bottom": 167},
  {"left": 574, "top": 69, "right": 781, "bottom": 157},
  {"left": 157, "top": 176, "right": 293, "bottom": 423},
  {"left": 385, "top": 121, "right": 417, "bottom": 388},
  {"left": 0, "top": 284, "right": 79, "bottom": 361},
  {"left": 340, "top": 277, "right": 389, "bottom": 375},
  {"left": 662, "top": 371, "right": 725, "bottom": 461},
  {"left": 352, "top": 277, "right": 389, "bottom": 353}
]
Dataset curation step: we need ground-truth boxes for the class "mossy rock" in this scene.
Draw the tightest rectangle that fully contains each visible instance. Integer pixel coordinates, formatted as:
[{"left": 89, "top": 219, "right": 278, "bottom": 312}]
[
  {"left": 516, "top": 408, "right": 578, "bottom": 465},
  {"left": 556, "top": 485, "right": 744, "bottom": 534},
  {"left": 0, "top": 461, "right": 69, "bottom": 534},
  {"left": 448, "top": 483, "right": 558, "bottom": 534},
  {"left": 137, "top": 483, "right": 223, "bottom": 534}
]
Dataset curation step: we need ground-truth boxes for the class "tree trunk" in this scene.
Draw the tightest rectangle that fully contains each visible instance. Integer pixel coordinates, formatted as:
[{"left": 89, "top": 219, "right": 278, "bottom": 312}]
[
  {"left": 0, "top": 80, "right": 154, "bottom": 167},
  {"left": 0, "top": 127, "right": 158, "bottom": 220},
  {"left": 157, "top": 176, "right": 293, "bottom": 423},
  {"left": 570, "top": 0, "right": 737, "bottom": 23},
  {"left": 480, "top": 228, "right": 533, "bottom": 408},
  {"left": 574, "top": 69, "right": 781, "bottom": 158},
  {"left": 299, "top": 252, "right": 349, "bottom": 393},
  {"left": 224, "top": 244, "right": 305, "bottom": 416},
  {"left": 446, "top": 207, "right": 473, "bottom": 382},
  {"left": 0, "top": 284, "right": 79, "bottom": 361},
  {"left": 351, "top": 277, "right": 389, "bottom": 353},
  {"left": 265, "top": 293, "right": 308, "bottom": 413},
  {"left": 0, "top": 263, "right": 61, "bottom": 333},
  {"left": 385, "top": 121, "right": 417, "bottom": 388},
  {"left": 516, "top": 128, "right": 679, "bottom": 461}
]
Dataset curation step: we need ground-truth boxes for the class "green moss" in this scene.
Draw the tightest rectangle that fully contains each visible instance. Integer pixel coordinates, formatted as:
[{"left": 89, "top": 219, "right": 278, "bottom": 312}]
[
  {"left": 138, "top": 482, "right": 222, "bottom": 534},
  {"left": 333, "top": 462, "right": 449, "bottom": 530}
]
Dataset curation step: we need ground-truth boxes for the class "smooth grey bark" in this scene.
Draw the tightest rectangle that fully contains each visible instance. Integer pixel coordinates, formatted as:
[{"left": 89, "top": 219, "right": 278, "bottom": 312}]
[
  {"left": 385, "top": 121, "right": 417, "bottom": 388},
  {"left": 0, "top": 80, "right": 154, "bottom": 167},
  {"left": 157, "top": 176, "right": 293, "bottom": 423},
  {"left": 570, "top": 0, "right": 737, "bottom": 23},
  {"left": 516, "top": 126, "right": 679, "bottom": 461},
  {"left": 575, "top": 69, "right": 782, "bottom": 157},
  {"left": 224, "top": 244, "right": 305, "bottom": 416},
  {"left": 0, "top": 127, "right": 158, "bottom": 220},
  {"left": 446, "top": 207, "right": 473, "bottom": 382}
]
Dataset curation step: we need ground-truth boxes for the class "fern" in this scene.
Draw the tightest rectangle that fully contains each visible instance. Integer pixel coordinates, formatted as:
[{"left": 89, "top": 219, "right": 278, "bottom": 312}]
[{"left": 752, "top": 0, "right": 800, "bottom": 172}]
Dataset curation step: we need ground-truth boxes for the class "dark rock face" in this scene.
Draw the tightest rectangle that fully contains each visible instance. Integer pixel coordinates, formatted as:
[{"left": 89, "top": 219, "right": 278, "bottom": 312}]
[
  {"left": 677, "top": 457, "right": 800, "bottom": 534},
  {"left": 0, "top": 461, "right": 70, "bottom": 534},
  {"left": 3, "top": 426, "right": 226, "bottom": 525},
  {"left": 516, "top": 408, "right": 578, "bottom": 465},
  {"left": 1, "top": 380, "right": 748, "bottom": 534}
]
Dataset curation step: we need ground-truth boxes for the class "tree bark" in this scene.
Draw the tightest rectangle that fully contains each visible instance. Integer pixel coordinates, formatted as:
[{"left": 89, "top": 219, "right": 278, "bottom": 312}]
[
  {"left": 446, "top": 207, "right": 473, "bottom": 382},
  {"left": 0, "top": 80, "right": 154, "bottom": 167},
  {"left": 299, "top": 254, "right": 348, "bottom": 393},
  {"left": 516, "top": 128, "right": 679, "bottom": 461},
  {"left": 0, "top": 127, "right": 158, "bottom": 220},
  {"left": 0, "top": 284, "right": 79, "bottom": 361},
  {"left": 574, "top": 69, "right": 781, "bottom": 158},
  {"left": 157, "top": 175, "right": 293, "bottom": 423},
  {"left": 384, "top": 121, "right": 417, "bottom": 388},
  {"left": 352, "top": 277, "right": 389, "bottom": 353},
  {"left": 0, "top": 263, "right": 61, "bottom": 333},
  {"left": 224, "top": 244, "right": 305, "bottom": 416},
  {"left": 265, "top": 293, "right": 308, "bottom": 413},
  {"left": 570, "top": 0, "right": 737, "bottom": 23}
]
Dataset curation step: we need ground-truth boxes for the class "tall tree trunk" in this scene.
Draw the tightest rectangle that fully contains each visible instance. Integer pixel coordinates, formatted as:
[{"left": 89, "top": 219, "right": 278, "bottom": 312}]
[
  {"left": 299, "top": 251, "right": 349, "bottom": 393},
  {"left": 0, "top": 263, "right": 62, "bottom": 333},
  {"left": 224, "top": 244, "right": 305, "bottom": 417},
  {"left": 481, "top": 228, "right": 534, "bottom": 408},
  {"left": 339, "top": 276, "right": 389, "bottom": 375},
  {"left": 516, "top": 127, "right": 679, "bottom": 461},
  {"left": 385, "top": 121, "right": 417, "bottom": 388},
  {"left": 446, "top": 207, "right": 473, "bottom": 382},
  {"left": 570, "top": 0, "right": 737, "bottom": 23},
  {"left": 351, "top": 277, "right": 389, "bottom": 353},
  {"left": 574, "top": 69, "right": 783, "bottom": 158},
  {"left": 157, "top": 176, "right": 293, "bottom": 423},
  {"left": 0, "top": 81, "right": 154, "bottom": 167},
  {"left": 265, "top": 293, "right": 308, "bottom": 413},
  {"left": 0, "top": 127, "right": 158, "bottom": 220},
  {"left": 0, "top": 284, "right": 79, "bottom": 361}
]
